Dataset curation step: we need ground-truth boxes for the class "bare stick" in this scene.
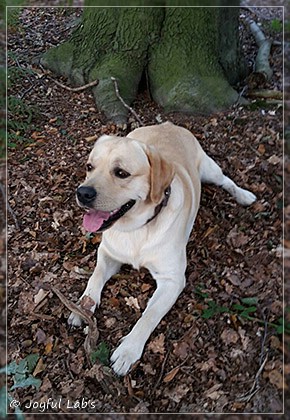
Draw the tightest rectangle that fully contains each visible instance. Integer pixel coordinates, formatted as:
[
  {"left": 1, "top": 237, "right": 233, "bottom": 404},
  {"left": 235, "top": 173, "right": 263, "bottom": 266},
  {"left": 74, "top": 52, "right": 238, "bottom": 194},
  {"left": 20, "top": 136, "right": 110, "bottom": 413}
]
[
  {"left": 111, "top": 77, "right": 144, "bottom": 126},
  {"left": 50, "top": 286, "right": 99, "bottom": 365},
  {"left": 49, "top": 77, "right": 99, "bottom": 92},
  {"left": 153, "top": 350, "right": 171, "bottom": 392},
  {"left": 236, "top": 313, "right": 269, "bottom": 403},
  {"left": 247, "top": 19, "right": 273, "bottom": 82},
  {"left": 0, "top": 183, "right": 19, "bottom": 230},
  {"left": 247, "top": 89, "right": 283, "bottom": 100}
]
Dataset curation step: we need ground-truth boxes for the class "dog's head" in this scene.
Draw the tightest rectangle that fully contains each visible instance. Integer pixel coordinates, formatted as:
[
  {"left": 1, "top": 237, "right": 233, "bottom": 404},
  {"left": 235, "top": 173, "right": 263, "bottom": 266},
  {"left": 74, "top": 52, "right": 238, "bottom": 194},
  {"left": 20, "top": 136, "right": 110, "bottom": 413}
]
[{"left": 76, "top": 135, "right": 174, "bottom": 232}]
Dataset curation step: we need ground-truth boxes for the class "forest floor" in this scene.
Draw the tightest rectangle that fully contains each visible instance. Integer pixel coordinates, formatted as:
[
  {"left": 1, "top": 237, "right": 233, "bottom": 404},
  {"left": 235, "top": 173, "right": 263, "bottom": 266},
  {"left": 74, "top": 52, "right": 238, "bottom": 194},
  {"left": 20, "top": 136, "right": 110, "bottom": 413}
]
[{"left": 6, "top": 4, "right": 286, "bottom": 418}]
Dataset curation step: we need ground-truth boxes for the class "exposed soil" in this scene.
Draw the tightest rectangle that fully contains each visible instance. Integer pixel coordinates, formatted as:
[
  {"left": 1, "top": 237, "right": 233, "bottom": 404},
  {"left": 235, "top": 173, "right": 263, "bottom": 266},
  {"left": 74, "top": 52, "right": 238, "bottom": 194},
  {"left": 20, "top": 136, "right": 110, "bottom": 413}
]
[{"left": 6, "top": 4, "right": 285, "bottom": 417}]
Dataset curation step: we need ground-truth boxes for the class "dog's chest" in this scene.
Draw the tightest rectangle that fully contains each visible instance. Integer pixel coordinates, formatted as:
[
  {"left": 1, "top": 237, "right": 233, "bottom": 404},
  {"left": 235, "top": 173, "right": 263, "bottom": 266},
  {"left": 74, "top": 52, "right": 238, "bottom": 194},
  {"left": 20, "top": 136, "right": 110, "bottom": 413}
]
[{"left": 102, "top": 229, "right": 157, "bottom": 270}]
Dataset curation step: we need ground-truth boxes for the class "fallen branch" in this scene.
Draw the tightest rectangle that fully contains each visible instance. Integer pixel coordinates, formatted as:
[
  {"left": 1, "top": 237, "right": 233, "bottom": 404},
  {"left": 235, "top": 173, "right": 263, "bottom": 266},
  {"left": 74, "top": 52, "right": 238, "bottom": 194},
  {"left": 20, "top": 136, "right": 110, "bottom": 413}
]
[
  {"left": 49, "top": 77, "right": 99, "bottom": 92},
  {"left": 50, "top": 286, "right": 99, "bottom": 366},
  {"left": 111, "top": 77, "right": 144, "bottom": 126},
  {"left": 247, "top": 19, "right": 273, "bottom": 85},
  {"left": 1, "top": 183, "right": 20, "bottom": 230},
  {"left": 247, "top": 89, "right": 283, "bottom": 100}
]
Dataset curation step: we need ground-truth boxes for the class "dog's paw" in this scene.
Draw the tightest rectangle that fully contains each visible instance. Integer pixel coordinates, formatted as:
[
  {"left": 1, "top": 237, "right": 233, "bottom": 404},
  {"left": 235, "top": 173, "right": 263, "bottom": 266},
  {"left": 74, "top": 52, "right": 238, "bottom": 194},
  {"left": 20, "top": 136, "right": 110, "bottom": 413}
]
[
  {"left": 236, "top": 188, "right": 257, "bottom": 206},
  {"left": 110, "top": 338, "right": 143, "bottom": 376},
  {"left": 68, "top": 311, "right": 83, "bottom": 327}
]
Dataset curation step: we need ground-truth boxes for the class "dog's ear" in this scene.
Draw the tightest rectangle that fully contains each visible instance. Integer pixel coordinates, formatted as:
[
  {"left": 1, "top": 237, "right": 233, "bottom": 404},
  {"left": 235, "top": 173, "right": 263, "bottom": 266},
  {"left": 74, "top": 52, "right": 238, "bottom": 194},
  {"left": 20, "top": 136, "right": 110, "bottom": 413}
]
[{"left": 146, "top": 145, "right": 174, "bottom": 204}]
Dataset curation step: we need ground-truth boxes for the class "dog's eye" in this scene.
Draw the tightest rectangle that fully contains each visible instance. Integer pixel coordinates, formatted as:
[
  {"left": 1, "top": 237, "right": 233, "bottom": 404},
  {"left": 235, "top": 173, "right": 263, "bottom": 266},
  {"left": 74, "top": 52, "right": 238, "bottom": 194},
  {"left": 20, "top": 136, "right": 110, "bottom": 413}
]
[
  {"left": 114, "top": 168, "right": 131, "bottom": 179},
  {"left": 86, "top": 163, "right": 93, "bottom": 172}
]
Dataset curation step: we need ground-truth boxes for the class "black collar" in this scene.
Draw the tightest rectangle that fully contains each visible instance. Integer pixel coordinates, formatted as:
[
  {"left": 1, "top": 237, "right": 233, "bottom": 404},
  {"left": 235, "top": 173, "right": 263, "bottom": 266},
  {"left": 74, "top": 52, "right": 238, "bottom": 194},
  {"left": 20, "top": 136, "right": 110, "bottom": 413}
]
[{"left": 145, "top": 185, "right": 171, "bottom": 225}]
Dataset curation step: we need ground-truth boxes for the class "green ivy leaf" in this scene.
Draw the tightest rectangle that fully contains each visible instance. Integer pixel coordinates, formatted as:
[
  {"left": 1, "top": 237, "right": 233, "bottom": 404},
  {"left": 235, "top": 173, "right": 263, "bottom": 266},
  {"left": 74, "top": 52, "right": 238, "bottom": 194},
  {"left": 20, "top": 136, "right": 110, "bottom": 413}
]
[
  {"left": 232, "top": 304, "right": 246, "bottom": 311},
  {"left": 241, "top": 297, "right": 258, "bottom": 306},
  {"left": 11, "top": 374, "right": 41, "bottom": 391},
  {"left": 25, "top": 354, "right": 39, "bottom": 373},
  {"left": 0, "top": 361, "right": 18, "bottom": 375},
  {"left": 90, "top": 342, "right": 110, "bottom": 365},
  {"left": 0, "top": 387, "right": 7, "bottom": 418}
]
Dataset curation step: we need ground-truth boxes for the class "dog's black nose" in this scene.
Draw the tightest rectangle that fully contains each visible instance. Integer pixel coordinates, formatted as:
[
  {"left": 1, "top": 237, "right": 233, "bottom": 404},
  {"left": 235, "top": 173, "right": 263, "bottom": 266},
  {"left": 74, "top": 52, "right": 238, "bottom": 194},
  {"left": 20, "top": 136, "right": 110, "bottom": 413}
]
[{"left": 77, "top": 186, "right": 97, "bottom": 205}]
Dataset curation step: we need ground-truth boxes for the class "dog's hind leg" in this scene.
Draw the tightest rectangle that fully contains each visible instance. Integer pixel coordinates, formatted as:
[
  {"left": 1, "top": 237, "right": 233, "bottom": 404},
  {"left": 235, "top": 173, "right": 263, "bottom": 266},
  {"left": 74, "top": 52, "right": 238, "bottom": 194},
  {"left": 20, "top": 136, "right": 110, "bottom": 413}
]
[{"left": 199, "top": 153, "right": 256, "bottom": 206}]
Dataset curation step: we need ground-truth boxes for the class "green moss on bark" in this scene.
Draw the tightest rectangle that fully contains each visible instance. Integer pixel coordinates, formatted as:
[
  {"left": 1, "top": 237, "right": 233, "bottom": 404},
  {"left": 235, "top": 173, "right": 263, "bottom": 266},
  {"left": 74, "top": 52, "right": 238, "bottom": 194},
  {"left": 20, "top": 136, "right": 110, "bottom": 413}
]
[
  {"left": 41, "top": 6, "right": 246, "bottom": 122},
  {"left": 41, "top": 41, "right": 74, "bottom": 80},
  {"left": 148, "top": 8, "right": 240, "bottom": 113}
]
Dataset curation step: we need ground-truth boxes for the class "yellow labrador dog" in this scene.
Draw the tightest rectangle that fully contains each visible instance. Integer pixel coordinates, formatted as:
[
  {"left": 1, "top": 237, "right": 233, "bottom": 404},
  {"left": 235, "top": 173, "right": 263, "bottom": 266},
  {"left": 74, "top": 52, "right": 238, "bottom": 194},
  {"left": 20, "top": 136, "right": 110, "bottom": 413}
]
[{"left": 68, "top": 122, "right": 256, "bottom": 375}]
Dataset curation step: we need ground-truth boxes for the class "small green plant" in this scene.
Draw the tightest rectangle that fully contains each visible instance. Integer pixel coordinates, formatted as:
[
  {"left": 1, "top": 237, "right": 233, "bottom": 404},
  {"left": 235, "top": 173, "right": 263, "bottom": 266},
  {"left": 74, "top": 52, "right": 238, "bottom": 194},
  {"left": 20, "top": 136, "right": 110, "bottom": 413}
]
[
  {"left": 90, "top": 341, "right": 110, "bottom": 365},
  {"left": 194, "top": 285, "right": 289, "bottom": 335},
  {"left": 7, "top": 5, "right": 23, "bottom": 31},
  {"left": 7, "top": 54, "right": 40, "bottom": 147},
  {"left": 270, "top": 18, "right": 283, "bottom": 33},
  {"left": 0, "top": 353, "right": 42, "bottom": 391},
  {"left": 201, "top": 300, "right": 229, "bottom": 319},
  {"left": 0, "top": 354, "right": 42, "bottom": 418},
  {"left": 7, "top": 54, "right": 36, "bottom": 90},
  {"left": 7, "top": 96, "right": 39, "bottom": 147}
]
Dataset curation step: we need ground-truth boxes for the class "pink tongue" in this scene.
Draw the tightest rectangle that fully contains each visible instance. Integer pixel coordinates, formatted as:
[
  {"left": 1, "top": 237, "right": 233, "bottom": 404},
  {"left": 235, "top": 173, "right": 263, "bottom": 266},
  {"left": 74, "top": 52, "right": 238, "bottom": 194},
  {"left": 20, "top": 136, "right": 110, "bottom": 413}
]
[{"left": 83, "top": 210, "right": 112, "bottom": 232}]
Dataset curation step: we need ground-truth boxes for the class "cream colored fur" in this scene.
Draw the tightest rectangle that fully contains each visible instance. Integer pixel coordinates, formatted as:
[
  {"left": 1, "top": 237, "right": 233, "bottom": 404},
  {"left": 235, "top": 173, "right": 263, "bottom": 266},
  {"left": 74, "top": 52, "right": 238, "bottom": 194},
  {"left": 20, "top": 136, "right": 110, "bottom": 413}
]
[{"left": 68, "top": 122, "right": 256, "bottom": 375}]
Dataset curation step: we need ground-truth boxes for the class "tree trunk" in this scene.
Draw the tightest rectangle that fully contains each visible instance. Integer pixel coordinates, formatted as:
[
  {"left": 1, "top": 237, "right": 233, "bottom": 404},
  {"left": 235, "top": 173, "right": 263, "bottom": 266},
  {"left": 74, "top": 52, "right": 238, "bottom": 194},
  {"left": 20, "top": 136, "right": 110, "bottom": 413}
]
[{"left": 41, "top": 3, "right": 247, "bottom": 123}]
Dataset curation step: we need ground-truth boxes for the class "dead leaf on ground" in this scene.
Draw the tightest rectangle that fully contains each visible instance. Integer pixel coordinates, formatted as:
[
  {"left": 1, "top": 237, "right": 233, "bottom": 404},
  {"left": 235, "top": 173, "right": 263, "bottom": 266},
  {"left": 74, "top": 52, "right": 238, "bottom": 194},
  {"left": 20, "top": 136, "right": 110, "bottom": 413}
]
[
  {"left": 148, "top": 333, "right": 165, "bottom": 354},
  {"left": 221, "top": 328, "right": 239, "bottom": 345},
  {"left": 163, "top": 366, "right": 180, "bottom": 383}
]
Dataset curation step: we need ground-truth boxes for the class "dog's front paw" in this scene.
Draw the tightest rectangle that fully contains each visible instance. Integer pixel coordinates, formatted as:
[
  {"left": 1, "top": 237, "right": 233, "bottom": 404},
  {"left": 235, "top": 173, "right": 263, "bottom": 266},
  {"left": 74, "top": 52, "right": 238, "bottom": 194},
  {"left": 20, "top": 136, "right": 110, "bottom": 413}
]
[
  {"left": 68, "top": 311, "right": 83, "bottom": 327},
  {"left": 236, "top": 188, "right": 257, "bottom": 206},
  {"left": 111, "top": 337, "right": 143, "bottom": 376}
]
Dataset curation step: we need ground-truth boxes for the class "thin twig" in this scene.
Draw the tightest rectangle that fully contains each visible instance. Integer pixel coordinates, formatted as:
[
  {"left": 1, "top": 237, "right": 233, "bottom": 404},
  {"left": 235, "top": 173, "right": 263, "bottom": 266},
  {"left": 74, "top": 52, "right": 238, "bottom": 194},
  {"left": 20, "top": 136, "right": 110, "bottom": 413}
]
[
  {"left": 153, "top": 350, "right": 171, "bottom": 392},
  {"left": 111, "top": 77, "right": 144, "bottom": 126},
  {"left": 1, "top": 183, "right": 19, "bottom": 230},
  {"left": 49, "top": 77, "right": 99, "bottom": 92},
  {"left": 50, "top": 286, "right": 99, "bottom": 366},
  {"left": 236, "top": 312, "right": 269, "bottom": 403}
]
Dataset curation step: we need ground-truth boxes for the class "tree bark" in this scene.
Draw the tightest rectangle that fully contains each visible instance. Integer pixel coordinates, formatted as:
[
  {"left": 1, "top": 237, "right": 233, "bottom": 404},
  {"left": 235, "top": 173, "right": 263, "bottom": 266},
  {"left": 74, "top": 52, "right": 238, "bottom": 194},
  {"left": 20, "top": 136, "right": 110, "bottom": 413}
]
[{"left": 41, "top": 3, "right": 247, "bottom": 123}]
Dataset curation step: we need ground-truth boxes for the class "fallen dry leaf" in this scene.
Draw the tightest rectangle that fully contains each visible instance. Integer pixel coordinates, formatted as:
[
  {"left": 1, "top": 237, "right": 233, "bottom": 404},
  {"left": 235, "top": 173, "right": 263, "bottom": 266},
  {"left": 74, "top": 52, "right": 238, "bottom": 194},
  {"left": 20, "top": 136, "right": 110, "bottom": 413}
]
[
  {"left": 221, "top": 328, "right": 239, "bottom": 345},
  {"left": 45, "top": 337, "right": 54, "bottom": 355},
  {"left": 267, "top": 369, "right": 284, "bottom": 389},
  {"left": 124, "top": 296, "right": 140, "bottom": 311},
  {"left": 163, "top": 366, "right": 180, "bottom": 383},
  {"left": 164, "top": 384, "right": 190, "bottom": 403},
  {"left": 267, "top": 155, "right": 281, "bottom": 165},
  {"left": 33, "top": 357, "right": 46, "bottom": 376},
  {"left": 148, "top": 333, "right": 165, "bottom": 354},
  {"left": 34, "top": 288, "right": 49, "bottom": 305},
  {"left": 226, "top": 226, "right": 250, "bottom": 248}
]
